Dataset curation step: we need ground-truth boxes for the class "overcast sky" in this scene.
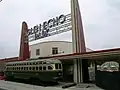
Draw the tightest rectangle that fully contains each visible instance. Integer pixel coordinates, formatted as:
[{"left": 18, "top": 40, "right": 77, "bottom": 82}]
[{"left": 0, "top": 0, "right": 120, "bottom": 59}]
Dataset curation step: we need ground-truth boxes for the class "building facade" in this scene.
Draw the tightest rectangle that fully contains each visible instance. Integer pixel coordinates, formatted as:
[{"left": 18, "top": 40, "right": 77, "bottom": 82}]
[{"left": 29, "top": 41, "right": 92, "bottom": 58}]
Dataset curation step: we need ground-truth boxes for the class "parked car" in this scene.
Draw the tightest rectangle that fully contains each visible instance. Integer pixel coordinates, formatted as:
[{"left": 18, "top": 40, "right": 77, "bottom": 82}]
[{"left": 0, "top": 71, "right": 5, "bottom": 80}]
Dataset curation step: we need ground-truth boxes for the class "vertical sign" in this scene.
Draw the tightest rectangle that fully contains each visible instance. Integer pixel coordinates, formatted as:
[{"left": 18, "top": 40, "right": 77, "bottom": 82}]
[
  {"left": 71, "top": 0, "right": 88, "bottom": 84},
  {"left": 19, "top": 21, "right": 30, "bottom": 61},
  {"left": 71, "top": 0, "right": 86, "bottom": 53}
]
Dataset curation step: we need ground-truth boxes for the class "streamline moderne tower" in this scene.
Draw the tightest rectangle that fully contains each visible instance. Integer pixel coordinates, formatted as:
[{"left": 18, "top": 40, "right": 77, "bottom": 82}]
[
  {"left": 71, "top": 0, "right": 89, "bottom": 83},
  {"left": 19, "top": 21, "right": 30, "bottom": 61}
]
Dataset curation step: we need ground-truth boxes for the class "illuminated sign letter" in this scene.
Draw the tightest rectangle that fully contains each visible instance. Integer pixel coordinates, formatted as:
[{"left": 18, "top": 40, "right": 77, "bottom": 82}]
[
  {"left": 28, "top": 14, "right": 71, "bottom": 41},
  {"left": 34, "top": 25, "right": 39, "bottom": 33},
  {"left": 43, "top": 21, "right": 48, "bottom": 30},
  {"left": 53, "top": 17, "right": 59, "bottom": 27},
  {"left": 59, "top": 14, "right": 66, "bottom": 24},
  {"left": 48, "top": 19, "right": 53, "bottom": 28}
]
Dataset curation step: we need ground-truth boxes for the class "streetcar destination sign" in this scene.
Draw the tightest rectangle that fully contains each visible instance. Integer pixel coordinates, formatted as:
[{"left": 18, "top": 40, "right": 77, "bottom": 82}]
[{"left": 28, "top": 14, "right": 71, "bottom": 42}]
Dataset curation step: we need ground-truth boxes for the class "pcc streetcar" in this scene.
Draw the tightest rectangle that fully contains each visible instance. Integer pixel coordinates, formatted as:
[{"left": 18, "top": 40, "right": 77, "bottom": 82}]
[{"left": 4, "top": 58, "right": 63, "bottom": 83}]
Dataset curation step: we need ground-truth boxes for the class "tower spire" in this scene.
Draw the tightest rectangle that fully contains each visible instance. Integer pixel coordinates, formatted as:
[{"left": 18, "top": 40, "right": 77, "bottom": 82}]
[
  {"left": 71, "top": 0, "right": 89, "bottom": 83},
  {"left": 19, "top": 21, "right": 30, "bottom": 61},
  {"left": 71, "top": 0, "right": 86, "bottom": 53}
]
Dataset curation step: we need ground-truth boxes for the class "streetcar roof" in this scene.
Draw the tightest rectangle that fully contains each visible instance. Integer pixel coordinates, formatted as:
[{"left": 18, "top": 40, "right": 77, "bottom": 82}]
[{"left": 5, "top": 58, "right": 61, "bottom": 65}]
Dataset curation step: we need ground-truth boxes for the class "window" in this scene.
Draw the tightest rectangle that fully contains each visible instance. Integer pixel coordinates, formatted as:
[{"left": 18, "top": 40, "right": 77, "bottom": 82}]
[
  {"left": 59, "top": 64, "right": 62, "bottom": 69},
  {"left": 29, "top": 67, "right": 31, "bottom": 70},
  {"left": 43, "top": 62, "right": 46, "bottom": 64},
  {"left": 52, "top": 47, "right": 58, "bottom": 54},
  {"left": 43, "top": 66, "right": 46, "bottom": 70},
  {"left": 21, "top": 67, "right": 23, "bottom": 70},
  {"left": 36, "top": 67, "right": 38, "bottom": 70},
  {"left": 39, "top": 66, "right": 42, "bottom": 70},
  {"left": 39, "top": 61, "right": 42, "bottom": 64},
  {"left": 55, "top": 64, "right": 59, "bottom": 69},
  {"left": 48, "top": 66, "right": 52, "bottom": 70},
  {"left": 36, "top": 49, "right": 40, "bottom": 55},
  {"left": 33, "top": 67, "right": 35, "bottom": 70}
]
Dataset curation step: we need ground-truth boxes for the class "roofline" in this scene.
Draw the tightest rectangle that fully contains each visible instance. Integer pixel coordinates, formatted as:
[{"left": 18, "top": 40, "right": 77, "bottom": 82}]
[
  {"left": 29, "top": 41, "right": 93, "bottom": 51},
  {"left": 30, "top": 41, "right": 72, "bottom": 46},
  {"left": 38, "top": 48, "right": 120, "bottom": 59},
  {"left": 0, "top": 57, "right": 18, "bottom": 62},
  {"left": 0, "top": 48, "right": 120, "bottom": 62}
]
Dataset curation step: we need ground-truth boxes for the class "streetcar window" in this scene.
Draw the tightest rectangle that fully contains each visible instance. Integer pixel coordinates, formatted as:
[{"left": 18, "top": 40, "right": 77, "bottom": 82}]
[
  {"left": 43, "top": 62, "right": 46, "bottom": 64},
  {"left": 19, "top": 67, "right": 20, "bottom": 70},
  {"left": 33, "top": 67, "right": 35, "bottom": 70},
  {"left": 39, "top": 61, "right": 42, "bottom": 64},
  {"left": 36, "top": 62, "right": 39, "bottom": 65},
  {"left": 43, "top": 66, "right": 46, "bottom": 70},
  {"left": 21, "top": 67, "right": 23, "bottom": 70},
  {"left": 33, "top": 62, "right": 36, "bottom": 65},
  {"left": 59, "top": 64, "right": 62, "bottom": 69},
  {"left": 39, "top": 66, "right": 42, "bottom": 70},
  {"left": 55, "top": 64, "right": 59, "bottom": 69},
  {"left": 36, "top": 67, "right": 38, "bottom": 70},
  {"left": 48, "top": 66, "right": 52, "bottom": 70},
  {"left": 29, "top": 67, "right": 31, "bottom": 70}
]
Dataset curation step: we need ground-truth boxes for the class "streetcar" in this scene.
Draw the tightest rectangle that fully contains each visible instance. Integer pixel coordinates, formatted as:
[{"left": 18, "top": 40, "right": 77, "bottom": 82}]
[{"left": 4, "top": 58, "right": 63, "bottom": 83}]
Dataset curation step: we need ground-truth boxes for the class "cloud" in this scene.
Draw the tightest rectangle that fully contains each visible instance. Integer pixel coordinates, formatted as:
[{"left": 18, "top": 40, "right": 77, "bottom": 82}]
[{"left": 0, "top": 0, "right": 120, "bottom": 58}]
